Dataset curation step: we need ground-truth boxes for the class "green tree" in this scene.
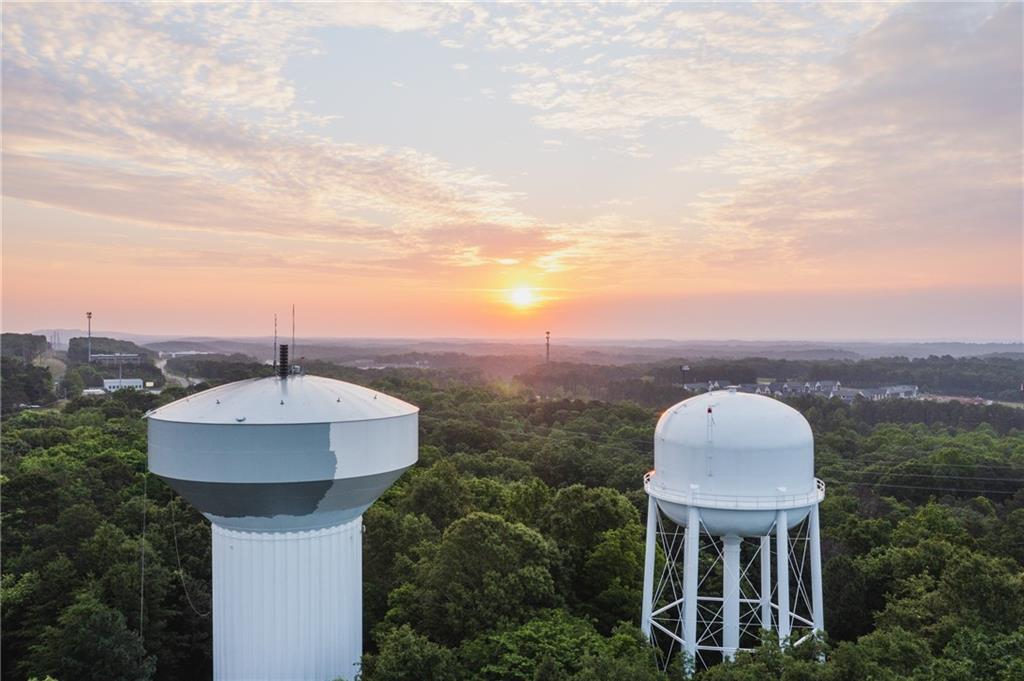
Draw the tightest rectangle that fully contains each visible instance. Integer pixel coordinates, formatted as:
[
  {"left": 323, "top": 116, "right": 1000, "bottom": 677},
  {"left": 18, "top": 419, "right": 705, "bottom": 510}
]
[
  {"left": 388, "top": 512, "right": 558, "bottom": 645},
  {"left": 60, "top": 367, "right": 86, "bottom": 397},
  {"left": 25, "top": 591, "right": 155, "bottom": 681},
  {"left": 457, "top": 610, "right": 605, "bottom": 681},
  {"left": 580, "top": 526, "right": 645, "bottom": 631},
  {"left": 541, "top": 485, "right": 639, "bottom": 608},
  {"left": 359, "top": 624, "right": 459, "bottom": 681},
  {"left": 570, "top": 625, "right": 668, "bottom": 681},
  {"left": 1, "top": 357, "right": 55, "bottom": 412}
]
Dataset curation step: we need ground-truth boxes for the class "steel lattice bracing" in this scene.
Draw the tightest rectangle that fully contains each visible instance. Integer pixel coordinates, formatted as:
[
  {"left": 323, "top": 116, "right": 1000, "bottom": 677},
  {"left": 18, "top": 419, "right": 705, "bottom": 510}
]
[{"left": 641, "top": 502, "right": 824, "bottom": 674}]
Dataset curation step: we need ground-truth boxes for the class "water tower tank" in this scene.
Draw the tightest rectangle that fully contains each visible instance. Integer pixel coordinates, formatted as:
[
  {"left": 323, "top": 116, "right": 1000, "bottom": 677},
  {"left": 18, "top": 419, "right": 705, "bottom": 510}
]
[
  {"left": 147, "top": 354, "right": 417, "bottom": 681},
  {"left": 640, "top": 389, "right": 825, "bottom": 670},
  {"left": 650, "top": 389, "right": 816, "bottom": 535}
]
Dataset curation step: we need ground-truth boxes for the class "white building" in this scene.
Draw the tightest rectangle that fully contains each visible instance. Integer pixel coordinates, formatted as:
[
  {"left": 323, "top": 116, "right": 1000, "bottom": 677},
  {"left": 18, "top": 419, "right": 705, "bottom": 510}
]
[{"left": 103, "top": 378, "right": 143, "bottom": 392}]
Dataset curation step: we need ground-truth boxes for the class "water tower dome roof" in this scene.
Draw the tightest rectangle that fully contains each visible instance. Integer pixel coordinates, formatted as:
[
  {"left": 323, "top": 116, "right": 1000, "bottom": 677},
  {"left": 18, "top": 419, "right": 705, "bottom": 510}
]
[{"left": 146, "top": 374, "right": 417, "bottom": 426}]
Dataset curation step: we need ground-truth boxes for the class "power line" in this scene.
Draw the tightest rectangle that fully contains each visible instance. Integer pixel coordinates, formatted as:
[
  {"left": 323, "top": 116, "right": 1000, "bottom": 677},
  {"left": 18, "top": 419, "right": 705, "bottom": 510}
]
[
  {"left": 139, "top": 470, "right": 147, "bottom": 647},
  {"left": 819, "top": 468, "right": 1024, "bottom": 484},
  {"left": 420, "top": 418, "right": 1024, "bottom": 496},
  {"left": 823, "top": 479, "right": 1020, "bottom": 496},
  {"left": 461, "top": 422, "right": 1024, "bottom": 474},
  {"left": 169, "top": 501, "right": 211, "bottom": 618}
]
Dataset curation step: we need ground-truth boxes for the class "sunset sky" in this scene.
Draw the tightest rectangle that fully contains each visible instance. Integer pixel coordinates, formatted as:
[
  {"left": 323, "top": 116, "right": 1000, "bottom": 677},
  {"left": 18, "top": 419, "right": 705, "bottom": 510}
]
[{"left": 2, "top": 2, "right": 1021, "bottom": 340}]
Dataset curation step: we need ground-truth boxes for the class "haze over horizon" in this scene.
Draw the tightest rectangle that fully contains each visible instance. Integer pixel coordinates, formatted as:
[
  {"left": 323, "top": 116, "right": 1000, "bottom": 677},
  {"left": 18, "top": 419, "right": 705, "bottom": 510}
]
[{"left": 3, "top": 3, "right": 1021, "bottom": 341}]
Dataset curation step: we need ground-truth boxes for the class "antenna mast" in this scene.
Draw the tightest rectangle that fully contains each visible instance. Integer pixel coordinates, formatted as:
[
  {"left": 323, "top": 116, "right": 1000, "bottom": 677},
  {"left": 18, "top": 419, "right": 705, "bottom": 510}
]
[
  {"left": 273, "top": 314, "right": 278, "bottom": 371},
  {"left": 292, "top": 304, "right": 295, "bottom": 362},
  {"left": 86, "top": 311, "right": 92, "bottom": 361},
  {"left": 545, "top": 331, "right": 550, "bottom": 363}
]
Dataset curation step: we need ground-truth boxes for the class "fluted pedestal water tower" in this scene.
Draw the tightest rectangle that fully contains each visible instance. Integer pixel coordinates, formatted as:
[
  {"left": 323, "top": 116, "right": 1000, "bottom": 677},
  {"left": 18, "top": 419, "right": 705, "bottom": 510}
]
[
  {"left": 147, "top": 347, "right": 418, "bottom": 681},
  {"left": 640, "top": 389, "right": 824, "bottom": 671}
]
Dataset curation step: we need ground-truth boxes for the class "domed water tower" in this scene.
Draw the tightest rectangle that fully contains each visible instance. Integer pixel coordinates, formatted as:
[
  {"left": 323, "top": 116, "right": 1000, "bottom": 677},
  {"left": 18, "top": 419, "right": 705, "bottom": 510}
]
[
  {"left": 147, "top": 347, "right": 418, "bottom": 681},
  {"left": 640, "top": 389, "right": 824, "bottom": 671}
]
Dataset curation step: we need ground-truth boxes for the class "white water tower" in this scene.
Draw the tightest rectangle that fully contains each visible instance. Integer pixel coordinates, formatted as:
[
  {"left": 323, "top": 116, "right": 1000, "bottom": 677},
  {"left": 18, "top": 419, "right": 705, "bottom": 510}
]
[
  {"left": 640, "top": 389, "right": 824, "bottom": 671},
  {"left": 147, "top": 346, "right": 418, "bottom": 681}
]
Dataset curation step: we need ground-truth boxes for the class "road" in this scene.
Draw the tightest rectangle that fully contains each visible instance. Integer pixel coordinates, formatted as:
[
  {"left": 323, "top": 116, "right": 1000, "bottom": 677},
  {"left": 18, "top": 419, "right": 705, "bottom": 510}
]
[{"left": 156, "top": 358, "right": 196, "bottom": 388}]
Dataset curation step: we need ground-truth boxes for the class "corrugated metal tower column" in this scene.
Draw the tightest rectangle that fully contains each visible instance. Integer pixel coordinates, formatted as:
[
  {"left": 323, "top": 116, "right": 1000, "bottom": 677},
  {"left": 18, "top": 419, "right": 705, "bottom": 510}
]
[{"left": 212, "top": 520, "right": 363, "bottom": 681}]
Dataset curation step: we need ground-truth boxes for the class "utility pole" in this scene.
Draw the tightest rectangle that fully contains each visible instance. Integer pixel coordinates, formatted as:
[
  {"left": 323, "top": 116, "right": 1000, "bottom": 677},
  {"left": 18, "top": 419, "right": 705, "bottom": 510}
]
[
  {"left": 545, "top": 331, "right": 550, "bottom": 363},
  {"left": 86, "top": 312, "right": 92, "bottom": 362}
]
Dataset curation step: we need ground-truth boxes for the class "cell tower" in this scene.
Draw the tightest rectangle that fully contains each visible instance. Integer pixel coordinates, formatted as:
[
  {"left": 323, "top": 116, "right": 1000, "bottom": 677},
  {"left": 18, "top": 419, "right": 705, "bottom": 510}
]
[
  {"left": 147, "top": 345, "right": 418, "bottom": 680},
  {"left": 640, "top": 388, "right": 825, "bottom": 672}
]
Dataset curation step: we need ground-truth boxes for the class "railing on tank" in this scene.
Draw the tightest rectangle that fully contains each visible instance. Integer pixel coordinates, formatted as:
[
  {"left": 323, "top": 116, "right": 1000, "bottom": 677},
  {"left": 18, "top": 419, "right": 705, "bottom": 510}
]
[{"left": 644, "top": 470, "right": 825, "bottom": 510}]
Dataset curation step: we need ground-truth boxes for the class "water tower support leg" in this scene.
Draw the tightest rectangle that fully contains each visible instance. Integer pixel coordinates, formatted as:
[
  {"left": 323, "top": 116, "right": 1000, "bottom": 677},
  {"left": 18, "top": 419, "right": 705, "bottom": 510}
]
[
  {"left": 722, "top": 535, "right": 741, "bottom": 659},
  {"left": 760, "top": 535, "right": 772, "bottom": 632},
  {"left": 641, "top": 496, "right": 657, "bottom": 639},
  {"left": 809, "top": 504, "right": 825, "bottom": 635},
  {"left": 775, "top": 510, "right": 791, "bottom": 643},
  {"left": 682, "top": 506, "right": 700, "bottom": 671}
]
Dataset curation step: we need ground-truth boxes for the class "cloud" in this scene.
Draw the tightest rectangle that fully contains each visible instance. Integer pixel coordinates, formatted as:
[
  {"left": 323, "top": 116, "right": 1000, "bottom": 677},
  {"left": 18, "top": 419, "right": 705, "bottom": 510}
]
[
  {"left": 1, "top": 1, "right": 564, "bottom": 277},
  {"left": 688, "top": 2, "right": 1023, "bottom": 281},
  {"left": 478, "top": 2, "right": 1019, "bottom": 290}
]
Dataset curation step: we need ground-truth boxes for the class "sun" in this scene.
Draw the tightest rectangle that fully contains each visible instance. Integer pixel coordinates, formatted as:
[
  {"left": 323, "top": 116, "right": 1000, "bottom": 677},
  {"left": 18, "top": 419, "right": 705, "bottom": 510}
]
[{"left": 507, "top": 286, "right": 538, "bottom": 309}]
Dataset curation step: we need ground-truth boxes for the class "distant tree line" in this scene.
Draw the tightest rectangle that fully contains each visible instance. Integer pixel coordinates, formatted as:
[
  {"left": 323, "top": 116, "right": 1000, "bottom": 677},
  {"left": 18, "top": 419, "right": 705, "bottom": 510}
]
[
  {"left": 66, "top": 336, "right": 156, "bottom": 364},
  {"left": 164, "top": 354, "right": 272, "bottom": 382},
  {"left": 518, "top": 355, "right": 1024, "bottom": 404},
  {"left": 1, "top": 333, "right": 49, "bottom": 363}
]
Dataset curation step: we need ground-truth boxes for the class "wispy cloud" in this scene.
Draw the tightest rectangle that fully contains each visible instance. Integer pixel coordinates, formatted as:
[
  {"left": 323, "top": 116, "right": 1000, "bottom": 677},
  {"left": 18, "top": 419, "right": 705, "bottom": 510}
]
[{"left": 1, "top": 1, "right": 570, "bottom": 274}]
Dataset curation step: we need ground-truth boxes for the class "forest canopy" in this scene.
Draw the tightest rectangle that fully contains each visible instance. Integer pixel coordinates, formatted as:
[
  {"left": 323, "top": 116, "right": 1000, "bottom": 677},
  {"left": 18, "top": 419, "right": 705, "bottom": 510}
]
[{"left": 2, "top": 361, "right": 1023, "bottom": 680}]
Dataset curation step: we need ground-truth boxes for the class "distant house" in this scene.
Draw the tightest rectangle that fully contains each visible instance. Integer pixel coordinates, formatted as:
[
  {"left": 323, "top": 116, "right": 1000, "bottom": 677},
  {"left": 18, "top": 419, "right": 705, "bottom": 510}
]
[
  {"left": 813, "top": 380, "right": 841, "bottom": 393},
  {"left": 103, "top": 378, "right": 143, "bottom": 392},
  {"left": 766, "top": 381, "right": 810, "bottom": 397},
  {"left": 832, "top": 385, "right": 919, "bottom": 402},
  {"left": 683, "top": 378, "right": 916, "bottom": 402},
  {"left": 82, "top": 387, "right": 107, "bottom": 396},
  {"left": 683, "top": 382, "right": 713, "bottom": 393},
  {"left": 881, "top": 385, "right": 919, "bottom": 399},
  {"left": 834, "top": 387, "right": 870, "bottom": 402}
]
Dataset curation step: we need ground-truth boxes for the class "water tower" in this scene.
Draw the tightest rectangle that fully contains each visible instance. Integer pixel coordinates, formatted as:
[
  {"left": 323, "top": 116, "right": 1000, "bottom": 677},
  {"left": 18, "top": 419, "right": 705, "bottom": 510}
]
[
  {"left": 640, "top": 389, "right": 824, "bottom": 671},
  {"left": 147, "top": 346, "right": 418, "bottom": 681}
]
